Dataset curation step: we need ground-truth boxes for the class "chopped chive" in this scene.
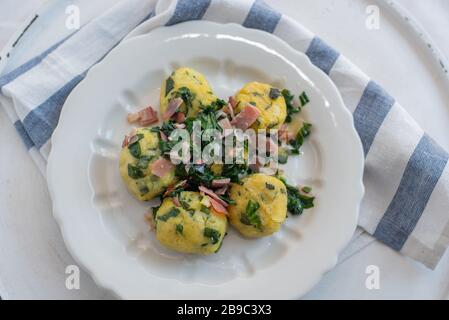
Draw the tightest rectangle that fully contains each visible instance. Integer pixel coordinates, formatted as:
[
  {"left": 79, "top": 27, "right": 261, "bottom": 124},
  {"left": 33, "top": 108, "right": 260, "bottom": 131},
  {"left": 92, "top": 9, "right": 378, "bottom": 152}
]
[
  {"left": 175, "top": 224, "right": 183, "bottom": 235},
  {"left": 299, "top": 91, "right": 310, "bottom": 106}
]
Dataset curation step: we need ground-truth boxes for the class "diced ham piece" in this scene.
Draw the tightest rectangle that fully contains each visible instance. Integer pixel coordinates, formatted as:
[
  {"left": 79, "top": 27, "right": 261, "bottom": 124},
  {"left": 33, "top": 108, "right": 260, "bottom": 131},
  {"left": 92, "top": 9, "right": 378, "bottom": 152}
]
[
  {"left": 218, "top": 117, "right": 232, "bottom": 130},
  {"left": 228, "top": 96, "right": 237, "bottom": 109},
  {"left": 160, "top": 131, "right": 168, "bottom": 141},
  {"left": 231, "top": 103, "right": 260, "bottom": 130},
  {"left": 127, "top": 112, "right": 140, "bottom": 123},
  {"left": 138, "top": 106, "right": 159, "bottom": 126},
  {"left": 150, "top": 157, "right": 174, "bottom": 178},
  {"left": 266, "top": 137, "right": 278, "bottom": 155},
  {"left": 278, "top": 124, "right": 292, "bottom": 142},
  {"left": 199, "top": 186, "right": 228, "bottom": 208},
  {"left": 208, "top": 196, "right": 228, "bottom": 215},
  {"left": 174, "top": 112, "right": 186, "bottom": 123},
  {"left": 163, "top": 98, "right": 183, "bottom": 120},
  {"left": 223, "top": 103, "right": 235, "bottom": 119},
  {"left": 249, "top": 157, "right": 262, "bottom": 173},
  {"left": 174, "top": 123, "right": 186, "bottom": 129},
  {"left": 214, "top": 186, "right": 228, "bottom": 195},
  {"left": 127, "top": 106, "right": 158, "bottom": 126},
  {"left": 212, "top": 178, "right": 231, "bottom": 188},
  {"left": 122, "top": 135, "right": 129, "bottom": 148},
  {"left": 128, "top": 134, "right": 140, "bottom": 145},
  {"left": 224, "top": 96, "right": 237, "bottom": 119}
]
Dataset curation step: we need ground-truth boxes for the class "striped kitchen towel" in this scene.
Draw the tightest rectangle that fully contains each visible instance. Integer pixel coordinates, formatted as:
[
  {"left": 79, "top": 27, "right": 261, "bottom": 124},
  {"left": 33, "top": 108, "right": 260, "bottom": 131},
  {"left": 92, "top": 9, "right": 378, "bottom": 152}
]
[{"left": 0, "top": 0, "right": 448, "bottom": 269}]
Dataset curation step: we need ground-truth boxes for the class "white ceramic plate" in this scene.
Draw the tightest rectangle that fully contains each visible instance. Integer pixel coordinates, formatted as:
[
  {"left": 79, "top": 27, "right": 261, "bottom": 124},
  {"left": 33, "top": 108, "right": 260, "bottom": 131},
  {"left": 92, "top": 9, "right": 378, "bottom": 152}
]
[{"left": 47, "top": 21, "right": 364, "bottom": 299}]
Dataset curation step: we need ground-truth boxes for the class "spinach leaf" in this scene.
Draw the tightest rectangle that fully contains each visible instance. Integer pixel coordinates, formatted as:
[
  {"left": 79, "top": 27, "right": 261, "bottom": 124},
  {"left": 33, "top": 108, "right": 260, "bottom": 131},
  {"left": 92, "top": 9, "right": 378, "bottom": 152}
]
[
  {"left": 221, "top": 163, "right": 248, "bottom": 183},
  {"left": 200, "top": 205, "right": 210, "bottom": 214},
  {"left": 218, "top": 195, "right": 236, "bottom": 205},
  {"left": 175, "top": 224, "right": 183, "bottom": 235},
  {"left": 128, "top": 142, "right": 141, "bottom": 158},
  {"left": 179, "top": 198, "right": 190, "bottom": 211},
  {"left": 204, "top": 227, "right": 221, "bottom": 245},
  {"left": 136, "top": 155, "right": 154, "bottom": 170},
  {"left": 198, "top": 110, "right": 221, "bottom": 132},
  {"left": 278, "top": 176, "right": 315, "bottom": 215},
  {"left": 159, "top": 139, "right": 178, "bottom": 154},
  {"left": 187, "top": 164, "right": 217, "bottom": 188},
  {"left": 207, "top": 98, "right": 227, "bottom": 112},
  {"left": 165, "top": 76, "right": 174, "bottom": 97},
  {"left": 128, "top": 133, "right": 144, "bottom": 158},
  {"left": 282, "top": 88, "right": 300, "bottom": 123},
  {"left": 128, "top": 164, "right": 144, "bottom": 179},
  {"left": 289, "top": 122, "right": 312, "bottom": 154},
  {"left": 174, "top": 87, "right": 195, "bottom": 109},
  {"left": 240, "top": 200, "right": 262, "bottom": 230},
  {"left": 157, "top": 208, "right": 180, "bottom": 222},
  {"left": 160, "top": 121, "right": 176, "bottom": 137},
  {"left": 265, "top": 182, "right": 275, "bottom": 190}
]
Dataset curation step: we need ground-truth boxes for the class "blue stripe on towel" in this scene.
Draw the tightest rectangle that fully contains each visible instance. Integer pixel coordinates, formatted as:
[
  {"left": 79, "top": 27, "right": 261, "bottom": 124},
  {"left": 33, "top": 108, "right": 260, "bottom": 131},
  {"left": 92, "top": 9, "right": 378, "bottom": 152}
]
[
  {"left": 353, "top": 81, "right": 395, "bottom": 156},
  {"left": 0, "top": 34, "right": 73, "bottom": 88},
  {"left": 166, "top": 0, "right": 212, "bottom": 26},
  {"left": 22, "top": 73, "right": 86, "bottom": 149},
  {"left": 243, "top": 0, "right": 281, "bottom": 33},
  {"left": 305, "top": 37, "right": 340, "bottom": 74},
  {"left": 374, "top": 134, "right": 449, "bottom": 250},
  {"left": 14, "top": 120, "right": 34, "bottom": 150}
]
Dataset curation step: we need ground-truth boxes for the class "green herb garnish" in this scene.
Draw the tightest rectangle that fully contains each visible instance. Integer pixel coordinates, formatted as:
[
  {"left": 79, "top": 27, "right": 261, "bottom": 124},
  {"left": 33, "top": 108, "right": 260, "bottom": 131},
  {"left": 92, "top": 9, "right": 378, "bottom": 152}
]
[
  {"left": 157, "top": 208, "right": 180, "bottom": 222},
  {"left": 128, "top": 133, "right": 144, "bottom": 158},
  {"left": 204, "top": 227, "right": 221, "bottom": 245},
  {"left": 207, "top": 98, "right": 227, "bottom": 111},
  {"left": 282, "top": 89, "right": 299, "bottom": 123},
  {"left": 240, "top": 200, "right": 262, "bottom": 230},
  {"left": 302, "top": 186, "right": 312, "bottom": 194},
  {"left": 175, "top": 224, "right": 183, "bottom": 235},
  {"left": 278, "top": 176, "right": 314, "bottom": 215},
  {"left": 265, "top": 183, "right": 275, "bottom": 190},
  {"left": 289, "top": 122, "right": 312, "bottom": 154},
  {"left": 218, "top": 195, "right": 236, "bottom": 205},
  {"left": 201, "top": 205, "right": 210, "bottom": 214},
  {"left": 299, "top": 91, "right": 310, "bottom": 106},
  {"left": 136, "top": 155, "right": 154, "bottom": 170},
  {"left": 278, "top": 147, "right": 289, "bottom": 164},
  {"left": 174, "top": 87, "right": 195, "bottom": 109},
  {"left": 128, "top": 164, "right": 144, "bottom": 179},
  {"left": 179, "top": 198, "right": 190, "bottom": 210},
  {"left": 128, "top": 142, "right": 141, "bottom": 158},
  {"left": 165, "top": 77, "right": 174, "bottom": 96},
  {"left": 221, "top": 163, "right": 249, "bottom": 183}
]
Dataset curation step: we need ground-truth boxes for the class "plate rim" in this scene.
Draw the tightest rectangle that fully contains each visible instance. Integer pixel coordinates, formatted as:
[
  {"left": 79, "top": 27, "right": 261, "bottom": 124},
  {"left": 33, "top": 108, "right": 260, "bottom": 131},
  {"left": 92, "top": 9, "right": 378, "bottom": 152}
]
[{"left": 47, "top": 20, "right": 365, "bottom": 299}]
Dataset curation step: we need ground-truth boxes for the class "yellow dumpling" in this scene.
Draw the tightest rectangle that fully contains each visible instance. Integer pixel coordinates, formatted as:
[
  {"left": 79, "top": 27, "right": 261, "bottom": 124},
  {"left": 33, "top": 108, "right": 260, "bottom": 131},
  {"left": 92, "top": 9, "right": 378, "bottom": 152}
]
[
  {"left": 160, "top": 67, "right": 217, "bottom": 118},
  {"left": 234, "top": 82, "right": 287, "bottom": 130},
  {"left": 155, "top": 192, "right": 228, "bottom": 254},
  {"left": 228, "top": 174, "right": 287, "bottom": 238},
  {"left": 119, "top": 128, "right": 177, "bottom": 201}
]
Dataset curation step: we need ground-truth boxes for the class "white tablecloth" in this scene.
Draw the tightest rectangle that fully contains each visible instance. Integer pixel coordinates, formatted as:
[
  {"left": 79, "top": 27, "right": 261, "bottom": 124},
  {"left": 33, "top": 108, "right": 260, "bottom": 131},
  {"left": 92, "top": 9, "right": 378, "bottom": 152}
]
[{"left": 1, "top": 0, "right": 448, "bottom": 299}]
